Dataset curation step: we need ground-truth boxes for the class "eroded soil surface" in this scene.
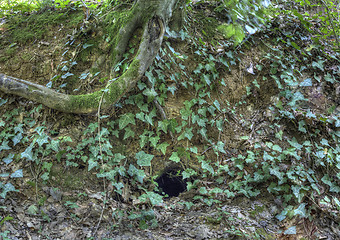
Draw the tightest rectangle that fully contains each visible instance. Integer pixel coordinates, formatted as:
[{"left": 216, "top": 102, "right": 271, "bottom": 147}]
[{"left": 1, "top": 3, "right": 339, "bottom": 240}]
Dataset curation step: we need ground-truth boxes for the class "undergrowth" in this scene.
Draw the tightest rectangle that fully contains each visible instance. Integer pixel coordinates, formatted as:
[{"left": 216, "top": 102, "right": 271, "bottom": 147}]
[{"left": 0, "top": 0, "right": 339, "bottom": 238}]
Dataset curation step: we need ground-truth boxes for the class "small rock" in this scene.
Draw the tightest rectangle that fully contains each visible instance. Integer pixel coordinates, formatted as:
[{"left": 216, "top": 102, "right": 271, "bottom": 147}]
[
  {"left": 27, "top": 222, "right": 34, "bottom": 228},
  {"left": 50, "top": 188, "right": 62, "bottom": 201}
]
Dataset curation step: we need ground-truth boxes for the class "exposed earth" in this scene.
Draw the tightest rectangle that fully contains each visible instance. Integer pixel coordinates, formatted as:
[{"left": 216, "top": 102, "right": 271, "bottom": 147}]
[{"left": 0, "top": 1, "right": 339, "bottom": 239}]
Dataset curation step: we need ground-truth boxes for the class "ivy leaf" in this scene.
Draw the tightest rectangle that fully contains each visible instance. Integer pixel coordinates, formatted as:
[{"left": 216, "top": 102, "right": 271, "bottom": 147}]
[
  {"left": 178, "top": 127, "right": 193, "bottom": 141},
  {"left": 158, "top": 120, "right": 169, "bottom": 133},
  {"left": 298, "top": 120, "right": 307, "bottom": 133},
  {"left": 213, "top": 100, "right": 221, "bottom": 111},
  {"left": 288, "top": 138, "right": 303, "bottom": 150},
  {"left": 0, "top": 140, "right": 11, "bottom": 152},
  {"left": 189, "top": 147, "right": 198, "bottom": 154},
  {"left": 184, "top": 127, "right": 193, "bottom": 140},
  {"left": 139, "top": 133, "right": 148, "bottom": 148},
  {"left": 48, "top": 139, "right": 59, "bottom": 152},
  {"left": 21, "top": 146, "right": 33, "bottom": 161},
  {"left": 61, "top": 72, "right": 74, "bottom": 79},
  {"left": 36, "top": 134, "right": 49, "bottom": 146},
  {"left": 293, "top": 203, "right": 307, "bottom": 217},
  {"left": 288, "top": 91, "right": 307, "bottom": 106},
  {"left": 291, "top": 185, "right": 304, "bottom": 203},
  {"left": 41, "top": 172, "right": 50, "bottom": 181},
  {"left": 183, "top": 168, "right": 197, "bottom": 179},
  {"left": 199, "top": 187, "right": 208, "bottom": 194},
  {"left": 192, "top": 113, "right": 200, "bottom": 125},
  {"left": 320, "top": 139, "right": 329, "bottom": 146},
  {"left": 324, "top": 73, "right": 334, "bottom": 83},
  {"left": 180, "top": 108, "right": 192, "bottom": 120},
  {"left": 0, "top": 182, "right": 17, "bottom": 198},
  {"left": 216, "top": 119, "right": 223, "bottom": 131},
  {"left": 136, "top": 112, "right": 146, "bottom": 122},
  {"left": 306, "top": 110, "right": 316, "bottom": 119},
  {"left": 115, "top": 166, "right": 126, "bottom": 177},
  {"left": 272, "top": 145, "right": 282, "bottom": 152},
  {"left": 169, "top": 152, "right": 180, "bottom": 163},
  {"left": 10, "top": 169, "right": 23, "bottom": 178},
  {"left": 201, "top": 161, "right": 214, "bottom": 175},
  {"left": 157, "top": 142, "right": 169, "bottom": 155},
  {"left": 113, "top": 182, "right": 124, "bottom": 194},
  {"left": 145, "top": 71, "right": 156, "bottom": 86},
  {"left": 139, "top": 192, "right": 163, "bottom": 206},
  {"left": 284, "top": 226, "right": 296, "bottom": 235},
  {"left": 149, "top": 136, "right": 160, "bottom": 148},
  {"left": 119, "top": 113, "right": 136, "bottom": 129},
  {"left": 142, "top": 88, "right": 157, "bottom": 102},
  {"left": 300, "top": 78, "right": 312, "bottom": 87},
  {"left": 88, "top": 158, "right": 98, "bottom": 171},
  {"left": 321, "top": 175, "right": 340, "bottom": 193},
  {"left": 219, "top": 57, "right": 229, "bottom": 67},
  {"left": 89, "top": 145, "right": 99, "bottom": 157},
  {"left": 199, "top": 128, "right": 208, "bottom": 140},
  {"left": 145, "top": 108, "right": 157, "bottom": 126},
  {"left": 3, "top": 153, "right": 14, "bottom": 165},
  {"left": 135, "top": 151, "right": 154, "bottom": 167},
  {"left": 83, "top": 43, "right": 93, "bottom": 49},
  {"left": 198, "top": 108, "right": 207, "bottom": 117},
  {"left": 314, "top": 150, "right": 325, "bottom": 159},
  {"left": 113, "top": 153, "right": 126, "bottom": 163},
  {"left": 215, "top": 141, "right": 226, "bottom": 154},
  {"left": 123, "top": 127, "right": 135, "bottom": 140},
  {"left": 167, "top": 85, "right": 177, "bottom": 95},
  {"left": 270, "top": 166, "right": 284, "bottom": 181},
  {"left": 14, "top": 124, "right": 24, "bottom": 133},
  {"left": 202, "top": 74, "right": 211, "bottom": 85},
  {"left": 246, "top": 151, "right": 255, "bottom": 163},
  {"left": 128, "top": 164, "right": 145, "bottom": 183},
  {"left": 263, "top": 151, "right": 274, "bottom": 161},
  {"left": 312, "top": 60, "right": 324, "bottom": 71},
  {"left": 137, "top": 81, "right": 147, "bottom": 90},
  {"left": 0, "top": 98, "right": 8, "bottom": 106}
]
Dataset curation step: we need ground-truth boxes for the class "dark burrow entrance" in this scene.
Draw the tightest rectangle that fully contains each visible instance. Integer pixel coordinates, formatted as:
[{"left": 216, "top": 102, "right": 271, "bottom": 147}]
[{"left": 155, "top": 167, "right": 187, "bottom": 197}]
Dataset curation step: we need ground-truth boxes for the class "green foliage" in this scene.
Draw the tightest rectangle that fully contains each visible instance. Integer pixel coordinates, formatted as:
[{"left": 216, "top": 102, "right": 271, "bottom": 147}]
[
  {"left": 276, "top": 0, "right": 340, "bottom": 51},
  {"left": 1, "top": 0, "right": 339, "bottom": 235},
  {"left": 0, "top": 0, "right": 37, "bottom": 16},
  {"left": 0, "top": 0, "right": 102, "bottom": 17},
  {"left": 0, "top": 105, "right": 57, "bottom": 198},
  {"left": 214, "top": 0, "right": 270, "bottom": 44}
]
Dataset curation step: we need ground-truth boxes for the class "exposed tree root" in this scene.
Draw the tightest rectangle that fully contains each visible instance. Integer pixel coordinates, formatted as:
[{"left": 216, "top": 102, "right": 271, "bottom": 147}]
[{"left": 0, "top": 0, "right": 181, "bottom": 114}]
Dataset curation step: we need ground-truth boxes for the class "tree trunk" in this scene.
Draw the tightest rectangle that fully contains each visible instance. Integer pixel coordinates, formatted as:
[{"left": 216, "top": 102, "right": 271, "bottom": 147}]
[{"left": 0, "top": 0, "right": 183, "bottom": 114}]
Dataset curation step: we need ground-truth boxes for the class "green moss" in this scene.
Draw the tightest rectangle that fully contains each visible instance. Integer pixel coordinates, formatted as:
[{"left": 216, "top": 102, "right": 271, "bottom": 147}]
[
  {"left": 195, "top": 13, "right": 219, "bottom": 41},
  {"left": 0, "top": 56, "right": 9, "bottom": 62},
  {"left": 217, "top": 23, "right": 245, "bottom": 44},
  {"left": 50, "top": 164, "right": 92, "bottom": 191},
  {"left": 255, "top": 228, "right": 276, "bottom": 240},
  {"left": 7, "top": 9, "right": 83, "bottom": 43},
  {"left": 250, "top": 205, "right": 266, "bottom": 218},
  {"left": 104, "top": 9, "right": 132, "bottom": 43},
  {"left": 205, "top": 215, "right": 223, "bottom": 225},
  {"left": 68, "top": 90, "right": 102, "bottom": 112},
  {"left": 5, "top": 46, "right": 17, "bottom": 56}
]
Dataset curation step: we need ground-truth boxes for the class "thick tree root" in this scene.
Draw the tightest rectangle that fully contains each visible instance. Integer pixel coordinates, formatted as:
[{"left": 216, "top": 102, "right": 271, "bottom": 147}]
[{"left": 0, "top": 0, "right": 180, "bottom": 114}]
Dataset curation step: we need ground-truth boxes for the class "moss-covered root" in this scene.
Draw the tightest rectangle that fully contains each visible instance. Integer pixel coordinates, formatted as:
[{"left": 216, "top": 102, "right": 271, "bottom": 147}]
[{"left": 0, "top": 0, "right": 181, "bottom": 114}]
